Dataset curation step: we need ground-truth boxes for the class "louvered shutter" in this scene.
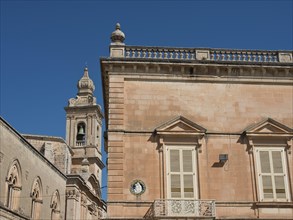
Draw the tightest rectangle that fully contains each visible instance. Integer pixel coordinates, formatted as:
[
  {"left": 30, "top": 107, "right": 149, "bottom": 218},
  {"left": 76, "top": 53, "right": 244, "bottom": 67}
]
[
  {"left": 257, "top": 148, "right": 288, "bottom": 201},
  {"left": 272, "top": 151, "right": 286, "bottom": 199},
  {"left": 168, "top": 147, "right": 196, "bottom": 199}
]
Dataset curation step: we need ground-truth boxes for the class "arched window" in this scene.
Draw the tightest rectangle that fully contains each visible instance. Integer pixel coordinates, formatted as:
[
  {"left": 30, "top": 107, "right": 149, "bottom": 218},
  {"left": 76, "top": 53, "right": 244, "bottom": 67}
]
[
  {"left": 50, "top": 190, "right": 61, "bottom": 220},
  {"left": 31, "top": 177, "right": 43, "bottom": 220},
  {"left": 5, "top": 159, "right": 22, "bottom": 210},
  {"left": 76, "top": 122, "right": 86, "bottom": 146}
]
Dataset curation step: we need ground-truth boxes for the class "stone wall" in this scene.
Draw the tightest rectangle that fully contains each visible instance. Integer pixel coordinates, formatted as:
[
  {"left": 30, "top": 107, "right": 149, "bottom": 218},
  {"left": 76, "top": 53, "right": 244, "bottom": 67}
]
[{"left": 0, "top": 119, "right": 67, "bottom": 219}]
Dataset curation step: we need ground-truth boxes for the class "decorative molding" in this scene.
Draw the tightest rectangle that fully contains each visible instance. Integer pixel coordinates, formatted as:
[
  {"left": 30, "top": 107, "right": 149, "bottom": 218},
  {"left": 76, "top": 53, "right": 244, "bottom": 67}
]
[{"left": 66, "top": 188, "right": 80, "bottom": 201}]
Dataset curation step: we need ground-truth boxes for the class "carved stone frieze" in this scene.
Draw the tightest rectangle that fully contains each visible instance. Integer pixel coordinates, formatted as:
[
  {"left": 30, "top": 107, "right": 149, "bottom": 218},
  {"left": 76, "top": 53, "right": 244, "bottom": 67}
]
[{"left": 66, "top": 188, "right": 80, "bottom": 200}]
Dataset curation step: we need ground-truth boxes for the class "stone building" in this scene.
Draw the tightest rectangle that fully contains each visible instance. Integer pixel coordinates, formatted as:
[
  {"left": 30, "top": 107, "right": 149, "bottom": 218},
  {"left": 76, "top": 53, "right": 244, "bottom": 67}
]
[
  {"left": 100, "top": 24, "right": 293, "bottom": 219},
  {"left": 0, "top": 68, "right": 106, "bottom": 219},
  {"left": 0, "top": 117, "right": 67, "bottom": 219}
]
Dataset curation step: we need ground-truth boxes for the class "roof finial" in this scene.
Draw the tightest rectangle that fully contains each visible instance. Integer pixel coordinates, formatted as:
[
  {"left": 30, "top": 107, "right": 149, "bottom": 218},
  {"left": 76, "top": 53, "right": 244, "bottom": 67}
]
[
  {"left": 83, "top": 65, "right": 89, "bottom": 77},
  {"left": 111, "top": 22, "right": 125, "bottom": 44}
]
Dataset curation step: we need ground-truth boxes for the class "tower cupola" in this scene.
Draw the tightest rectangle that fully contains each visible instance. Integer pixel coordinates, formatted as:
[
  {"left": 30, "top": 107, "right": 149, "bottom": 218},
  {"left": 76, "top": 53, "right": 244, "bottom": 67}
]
[{"left": 77, "top": 67, "right": 95, "bottom": 96}]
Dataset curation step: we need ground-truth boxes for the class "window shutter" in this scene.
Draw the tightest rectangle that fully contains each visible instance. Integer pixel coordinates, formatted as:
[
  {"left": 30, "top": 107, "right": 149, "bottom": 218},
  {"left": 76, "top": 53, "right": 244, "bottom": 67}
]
[
  {"left": 275, "top": 176, "right": 286, "bottom": 199},
  {"left": 259, "top": 151, "right": 271, "bottom": 173},
  {"left": 182, "top": 150, "right": 193, "bottom": 172},
  {"left": 183, "top": 174, "right": 194, "bottom": 198},
  {"left": 168, "top": 147, "right": 197, "bottom": 199},
  {"left": 170, "top": 150, "right": 180, "bottom": 172},
  {"left": 272, "top": 151, "right": 283, "bottom": 173},
  {"left": 256, "top": 148, "right": 288, "bottom": 201},
  {"left": 262, "top": 176, "right": 273, "bottom": 199},
  {"left": 171, "top": 174, "right": 181, "bottom": 198}
]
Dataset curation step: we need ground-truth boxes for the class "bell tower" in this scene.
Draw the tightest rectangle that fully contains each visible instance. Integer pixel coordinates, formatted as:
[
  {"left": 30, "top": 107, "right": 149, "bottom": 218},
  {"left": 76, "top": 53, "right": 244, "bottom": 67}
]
[{"left": 65, "top": 67, "right": 104, "bottom": 182}]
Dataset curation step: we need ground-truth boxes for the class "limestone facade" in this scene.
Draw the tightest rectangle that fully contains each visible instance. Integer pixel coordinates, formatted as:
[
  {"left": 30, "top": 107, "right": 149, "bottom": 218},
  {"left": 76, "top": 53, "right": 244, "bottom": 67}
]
[
  {"left": 0, "top": 117, "right": 67, "bottom": 219},
  {"left": 101, "top": 24, "right": 293, "bottom": 219}
]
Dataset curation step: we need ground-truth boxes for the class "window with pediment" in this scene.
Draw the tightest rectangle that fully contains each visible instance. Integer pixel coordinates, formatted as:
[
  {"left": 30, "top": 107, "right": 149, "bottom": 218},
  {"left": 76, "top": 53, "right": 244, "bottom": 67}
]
[
  {"left": 31, "top": 177, "right": 43, "bottom": 219},
  {"left": 5, "top": 159, "right": 22, "bottom": 210},
  {"left": 155, "top": 116, "right": 206, "bottom": 200},
  {"left": 243, "top": 118, "right": 292, "bottom": 202}
]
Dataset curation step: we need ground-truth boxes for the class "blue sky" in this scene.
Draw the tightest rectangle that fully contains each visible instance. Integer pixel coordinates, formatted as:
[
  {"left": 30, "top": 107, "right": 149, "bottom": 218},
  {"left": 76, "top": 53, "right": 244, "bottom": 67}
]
[{"left": 1, "top": 0, "right": 292, "bottom": 200}]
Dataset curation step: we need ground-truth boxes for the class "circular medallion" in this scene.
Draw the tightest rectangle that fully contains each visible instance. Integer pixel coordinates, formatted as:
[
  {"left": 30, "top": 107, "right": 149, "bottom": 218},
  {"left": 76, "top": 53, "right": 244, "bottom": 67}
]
[{"left": 130, "top": 180, "right": 146, "bottom": 196}]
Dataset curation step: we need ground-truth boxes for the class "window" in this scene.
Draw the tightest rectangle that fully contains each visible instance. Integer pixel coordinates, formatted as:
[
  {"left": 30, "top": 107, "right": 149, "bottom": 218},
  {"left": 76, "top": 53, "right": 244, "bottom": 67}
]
[
  {"left": 31, "top": 177, "right": 43, "bottom": 219},
  {"left": 6, "top": 159, "right": 22, "bottom": 210},
  {"left": 167, "top": 146, "right": 197, "bottom": 199},
  {"left": 76, "top": 122, "right": 86, "bottom": 146},
  {"left": 255, "top": 148, "right": 290, "bottom": 201},
  {"left": 50, "top": 190, "right": 61, "bottom": 220}
]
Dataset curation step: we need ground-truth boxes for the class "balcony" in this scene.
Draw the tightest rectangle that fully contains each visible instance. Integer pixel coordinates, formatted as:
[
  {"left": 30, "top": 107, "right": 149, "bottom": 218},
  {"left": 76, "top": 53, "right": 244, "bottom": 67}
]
[{"left": 144, "top": 199, "right": 216, "bottom": 219}]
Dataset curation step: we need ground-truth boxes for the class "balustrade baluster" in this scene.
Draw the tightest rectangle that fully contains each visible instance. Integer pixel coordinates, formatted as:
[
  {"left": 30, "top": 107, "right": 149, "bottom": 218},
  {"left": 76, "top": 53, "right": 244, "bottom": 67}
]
[
  {"left": 163, "top": 50, "right": 168, "bottom": 59},
  {"left": 153, "top": 50, "right": 158, "bottom": 59},
  {"left": 231, "top": 52, "right": 236, "bottom": 61},
  {"left": 247, "top": 52, "right": 252, "bottom": 62},
  {"left": 252, "top": 53, "right": 257, "bottom": 62},
  {"left": 190, "top": 52, "right": 195, "bottom": 60},
  {"left": 221, "top": 52, "right": 225, "bottom": 61},
  {"left": 268, "top": 53, "right": 272, "bottom": 62},
  {"left": 158, "top": 50, "right": 163, "bottom": 59},
  {"left": 126, "top": 50, "right": 130, "bottom": 58},
  {"left": 257, "top": 53, "right": 262, "bottom": 62},
  {"left": 263, "top": 53, "right": 267, "bottom": 62},
  {"left": 131, "top": 50, "right": 136, "bottom": 58},
  {"left": 227, "top": 51, "right": 231, "bottom": 61},
  {"left": 185, "top": 50, "right": 189, "bottom": 60},
  {"left": 237, "top": 52, "right": 241, "bottom": 61},
  {"left": 216, "top": 52, "right": 220, "bottom": 61},
  {"left": 137, "top": 50, "right": 141, "bottom": 58},
  {"left": 142, "top": 49, "right": 147, "bottom": 58},
  {"left": 180, "top": 50, "right": 183, "bottom": 59},
  {"left": 210, "top": 53, "right": 215, "bottom": 60},
  {"left": 175, "top": 50, "right": 179, "bottom": 59},
  {"left": 273, "top": 55, "right": 278, "bottom": 62},
  {"left": 147, "top": 49, "right": 152, "bottom": 58}
]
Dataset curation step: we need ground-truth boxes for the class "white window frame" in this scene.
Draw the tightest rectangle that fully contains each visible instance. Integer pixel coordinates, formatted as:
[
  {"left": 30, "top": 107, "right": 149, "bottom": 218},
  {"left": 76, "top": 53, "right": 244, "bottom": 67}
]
[
  {"left": 254, "top": 147, "right": 290, "bottom": 202},
  {"left": 166, "top": 145, "right": 198, "bottom": 199}
]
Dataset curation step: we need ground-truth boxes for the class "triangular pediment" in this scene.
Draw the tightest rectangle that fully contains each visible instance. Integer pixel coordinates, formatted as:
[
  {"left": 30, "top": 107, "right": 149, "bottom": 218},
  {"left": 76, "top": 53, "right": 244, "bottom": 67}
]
[
  {"left": 155, "top": 116, "right": 206, "bottom": 134},
  {"left": 244, "top": 118, "right": 292, "bottom": 134}
]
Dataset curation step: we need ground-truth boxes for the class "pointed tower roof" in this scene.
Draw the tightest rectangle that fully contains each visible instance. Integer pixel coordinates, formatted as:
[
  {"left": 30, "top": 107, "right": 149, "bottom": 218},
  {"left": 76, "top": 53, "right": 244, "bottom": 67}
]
[
  {"left": 77, "top": 67, "right": 95, "bottom": 96},
  {"left": 67, "top": 67, "right": 98, "bottom": 107}
]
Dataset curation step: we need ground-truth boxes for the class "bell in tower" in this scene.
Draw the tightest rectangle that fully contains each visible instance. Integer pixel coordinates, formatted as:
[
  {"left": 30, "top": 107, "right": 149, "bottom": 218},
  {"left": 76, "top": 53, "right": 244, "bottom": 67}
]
[{"left": 76, "top": 123, "right": 86, "bottom": 145}]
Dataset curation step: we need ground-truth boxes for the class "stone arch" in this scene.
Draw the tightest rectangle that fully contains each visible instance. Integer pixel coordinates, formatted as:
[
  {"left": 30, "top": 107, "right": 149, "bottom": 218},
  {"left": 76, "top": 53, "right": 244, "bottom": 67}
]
[
  {"left": 76, "top": 121, "right": 86, "bottom": 146},
  {"left": 50, "top": 190, "right": 61, "bottom": 220},
  {"left": 31, "top": 176, "right": 43, "bottom": 219},
  {"left": 5, "top": 159, "right": 22, "bottom": 210},
  {"left": 88, "top": 174, "right": 101, "bottom": 197}
]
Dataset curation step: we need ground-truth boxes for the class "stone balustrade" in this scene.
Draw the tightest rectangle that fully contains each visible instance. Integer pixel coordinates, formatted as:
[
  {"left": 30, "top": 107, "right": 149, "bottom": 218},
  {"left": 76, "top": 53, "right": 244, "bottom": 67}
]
[
  {"left": 112, "top": 45, "right": 292, "bottom": 63},
  {"left": 76, "top": 140, "right": 85, "bottom": 147},
  {"left": 125, "top": 46, "right": 196, "bottom": 60},
  {"left": 210, "top": 50, "right": 278, "bottom": 62},
  {"left": 144, "top": 199, "right": 216, "bottom": 219}
]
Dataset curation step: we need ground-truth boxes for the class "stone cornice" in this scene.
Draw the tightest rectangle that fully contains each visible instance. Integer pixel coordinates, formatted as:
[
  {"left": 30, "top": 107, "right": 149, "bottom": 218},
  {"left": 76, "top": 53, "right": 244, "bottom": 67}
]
[
  {"left": 66, "top": 174, "right": 106, "bottom": 207},
  {"left": 101, "top": 59, "right": 293, "bottom": 80}
]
